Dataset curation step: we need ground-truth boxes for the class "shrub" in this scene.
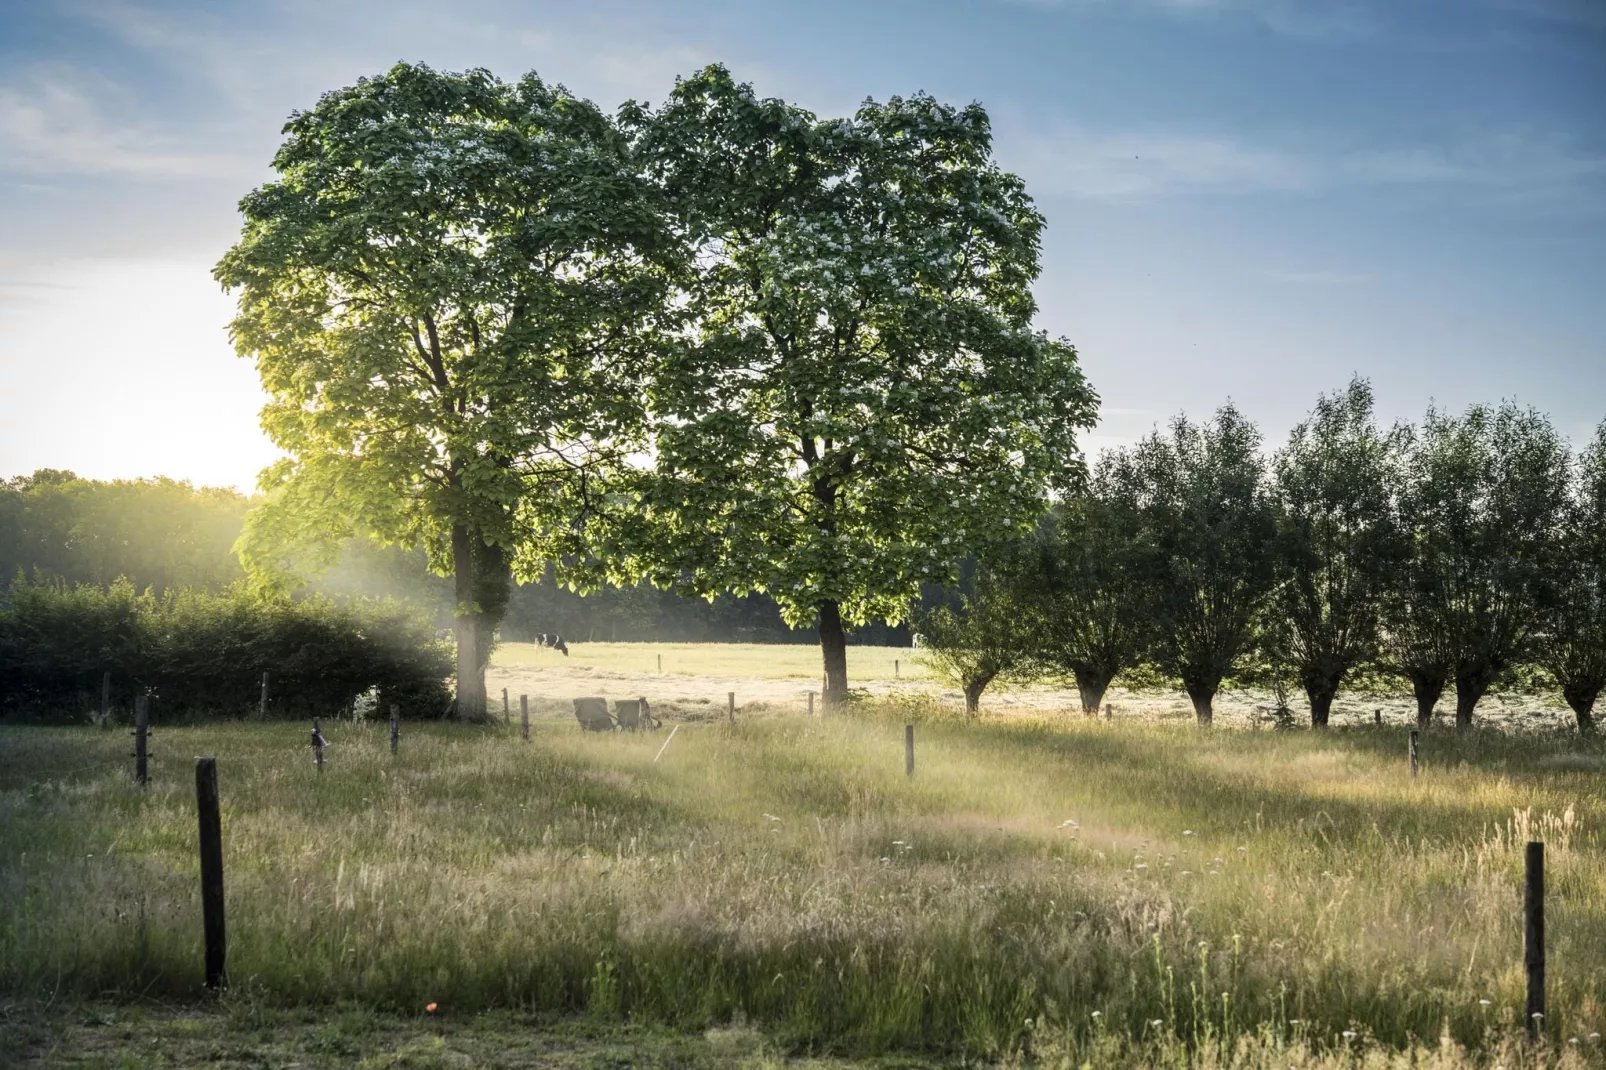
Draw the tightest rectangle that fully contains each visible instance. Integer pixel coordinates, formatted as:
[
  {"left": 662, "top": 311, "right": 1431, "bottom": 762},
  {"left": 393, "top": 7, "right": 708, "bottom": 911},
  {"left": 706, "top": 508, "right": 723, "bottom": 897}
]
[{"left": 0, "top": 579, "right": 451, "bottom": 720}]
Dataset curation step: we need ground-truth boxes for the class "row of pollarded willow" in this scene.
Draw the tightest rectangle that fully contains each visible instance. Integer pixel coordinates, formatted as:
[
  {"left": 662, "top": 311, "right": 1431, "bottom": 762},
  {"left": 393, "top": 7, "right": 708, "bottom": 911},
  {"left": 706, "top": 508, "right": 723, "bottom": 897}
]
[
  {"left": 215, "top": 63, "right": 1097, "bottom": 719},
  {"left": 932, "top": 379, "right": 1605, "bottom": 734}
]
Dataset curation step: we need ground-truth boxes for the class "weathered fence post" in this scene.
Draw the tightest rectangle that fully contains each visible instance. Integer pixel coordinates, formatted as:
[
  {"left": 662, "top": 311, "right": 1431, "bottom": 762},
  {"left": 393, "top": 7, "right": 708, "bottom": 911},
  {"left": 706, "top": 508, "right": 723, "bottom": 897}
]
[
  {"left": 1526, "top": 840, "right": 1545, "bottom": 1042},
  {"left": 1374, "top": 708, "right": 1382, "bottom": 725},
  {"left": 808, "top": 691, "right": 815, "bottom": 718},
  {"left": 389, "top": 704, "right": 400, "bottom": 755},
  {"left": 502, "top": 688, "right": 509, "bottom": 723},
  {"left": 312, "top": 720, "right": 325, "bottom": 772},
  {"left": 195, "top": 757, "right": 226, "bottom": 989},
  {"left": 1104, "top": 702, "right": 1113, "bottom": 719},
  {"left": 133, "top": 695, "right": 149, "bottom": 788},
  {"left": 101, "top": 671, "right": 112, "bottom": 727},
  {"left": 1409, "top": 730, "right": 1419, "bottom": 780},
  {"left": 520, "top": 695, "right": 529, "bottom": 742},
  {"left": 259, "top": 672, "right": 269, "bottom": 718},
  {"left": 728, "top": 692, "right": 736, "bottom": 724},
  {"left": 657, "top": 654, "right": 662, "bottom": 674},
  {"left": 895, "top": 658, "right": 900, "bottom": 678},
  {"left": 905, "top": 723, "right": 915, "bottom": 777}
]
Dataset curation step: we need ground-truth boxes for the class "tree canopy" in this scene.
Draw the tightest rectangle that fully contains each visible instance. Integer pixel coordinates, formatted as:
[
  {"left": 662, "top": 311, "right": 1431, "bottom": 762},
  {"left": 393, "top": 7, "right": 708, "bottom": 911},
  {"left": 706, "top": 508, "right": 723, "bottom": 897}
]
[
  {"left": 1105, "top": 405, "right": 1276, "bottom": 725},
  {"left": 215, "top": 62, "right": 672, "bottom": 719},
  {"left": 587, "top": 66, "right": 1097, "bottom": 703},
  {"left": 1266, "top": 379, "right": 1406, "bottom": 727}
]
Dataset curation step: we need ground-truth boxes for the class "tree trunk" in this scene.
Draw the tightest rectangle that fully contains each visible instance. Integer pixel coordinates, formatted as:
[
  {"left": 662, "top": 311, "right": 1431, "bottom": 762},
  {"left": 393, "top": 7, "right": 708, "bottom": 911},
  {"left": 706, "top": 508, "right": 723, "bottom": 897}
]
[
  {"left": 1562, "top": 681, "right": 1598, "bottom": 736},
  {"left": 1074, "top": 668, "right": 1114, "bottom": 716},
  {"left": 1184, "top": 679, "right": 1216, "bottom": 726},
  {"left": 1454, "top": 673, "right": 1489, "bottom": 731},
  {"left": 1407, "top": 669, "right": 1445, "bottom": 729},
  {"left": 819, "top": 600, "right": 849, "bottom": 709},
  {"left": 963, "top": 675, "right": 995, "bottom": 714},
  {"left": 451, "top": 523, "right": 487, "bottom": 723},
  {"left": 1306, "top": 687, "right": 1336, "bottom": 728}
]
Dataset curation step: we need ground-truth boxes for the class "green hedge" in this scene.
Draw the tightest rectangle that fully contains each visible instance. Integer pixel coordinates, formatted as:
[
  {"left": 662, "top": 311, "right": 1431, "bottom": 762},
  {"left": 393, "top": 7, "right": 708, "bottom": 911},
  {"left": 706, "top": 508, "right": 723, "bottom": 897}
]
[{"left": 0, "top": 579, "right": 452, "bottom": 721}]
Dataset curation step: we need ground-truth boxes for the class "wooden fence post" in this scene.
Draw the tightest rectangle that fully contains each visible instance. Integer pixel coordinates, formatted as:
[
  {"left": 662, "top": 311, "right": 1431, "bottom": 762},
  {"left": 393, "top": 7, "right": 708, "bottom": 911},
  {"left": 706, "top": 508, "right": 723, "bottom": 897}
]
[
  {"left": 905, "top": 723, "right": 915, "bottom": 777},
  {"left": 389, "top": 704, "right": 400, "bottom": 755},
  {"left": 1374, "top": 708, "right": 1382, "bottom": 725},
  {"left": 101, "top": 671, "right": 111, "bottom": 727},
  {"left": 728, "top": 692, "right": 736, "bottom": 724},
  {"left": 658, "top": 654, "right": 662, "bottom": 674},
  {"left": 1525, "top": 840, "right": 1545, "bottom": 1042},
  {"left": 1409, "top": 730, "right": 1419, "bottom": 780},
  {"left": 808, "top": 691, "right": 815, "bottom": 717},
  {"left": 895, "top": 658, "right": 899, "bottom": 678},
  {"left": 312, "top": 720, "right": 325, "bottom": 772},
  {"left": 520, "top": 695, "right": 529, "bottom": 742},
  {"left": 133, "top": 695, "right": 149, "bottom": 788},
  {"left": 502, "top": 688, "right": 509, "bottom": 723},
  {"left": 259, "top": 672, "right": 269, "bottom": 718},
  {"left": 195, "top": 757, "right": 226, "bottom": 989}
]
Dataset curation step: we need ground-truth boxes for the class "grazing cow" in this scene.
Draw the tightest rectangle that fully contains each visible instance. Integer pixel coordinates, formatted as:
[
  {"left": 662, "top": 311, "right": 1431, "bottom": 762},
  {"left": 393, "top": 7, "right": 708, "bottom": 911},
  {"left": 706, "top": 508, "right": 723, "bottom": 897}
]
[{"left": 536, "top": 632, "right": 570, "bottom": 656}]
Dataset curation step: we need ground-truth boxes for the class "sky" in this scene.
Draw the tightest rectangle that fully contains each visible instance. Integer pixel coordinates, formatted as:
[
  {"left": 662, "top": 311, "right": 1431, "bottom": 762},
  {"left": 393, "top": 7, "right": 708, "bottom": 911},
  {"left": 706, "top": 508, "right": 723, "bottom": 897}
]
[{"left": 1, "top": 0, "right": 1602, "bottom": 491}]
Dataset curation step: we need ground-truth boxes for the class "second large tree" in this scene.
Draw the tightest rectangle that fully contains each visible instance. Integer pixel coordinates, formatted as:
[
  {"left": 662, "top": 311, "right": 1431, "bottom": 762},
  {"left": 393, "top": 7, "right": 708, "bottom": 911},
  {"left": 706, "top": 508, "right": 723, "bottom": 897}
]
[{"left": 596, "top": 68, "right": 1096, "bottom": 703}]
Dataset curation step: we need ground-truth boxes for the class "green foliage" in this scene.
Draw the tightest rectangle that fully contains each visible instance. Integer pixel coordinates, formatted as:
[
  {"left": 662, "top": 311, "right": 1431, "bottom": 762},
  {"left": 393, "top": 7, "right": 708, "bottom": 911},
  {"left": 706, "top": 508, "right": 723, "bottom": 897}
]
[
  {"left": 0, "top": 471, "right": 249, "bottom": 594},
  {"left": 215, "top": 61, "right": 673, "bottom": 718},
  {"left": 1265, "top": 379, "right": 1407, "bottom": 727},
  {"left": 0, "top": 579, "right": 450, "bottom": 720},
  {"left": 1104, "top": 405, "right": 1277, "bottom": 724},
  {"left": 1015, "top": 479, "right": 1157, "bottom": 714},
  {"left": 918, "top": 570, "right": 1035, "bottom": 713},
  {"left": 1389, "top": 402, "right": 1571, "bottom": 728},
  {"left": 590, "top": 67, "right": 1096, "bottom": 695},
  {"left": 1536, "top": 420, "right": 1606, "bottom": 733}
]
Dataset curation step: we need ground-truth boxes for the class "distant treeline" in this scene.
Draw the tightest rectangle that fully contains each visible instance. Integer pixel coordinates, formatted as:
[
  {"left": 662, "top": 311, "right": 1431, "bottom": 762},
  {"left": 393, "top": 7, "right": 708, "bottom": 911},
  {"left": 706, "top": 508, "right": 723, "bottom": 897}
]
[{"left": 0, "top": 470, "right": 913, "bottom": 648}]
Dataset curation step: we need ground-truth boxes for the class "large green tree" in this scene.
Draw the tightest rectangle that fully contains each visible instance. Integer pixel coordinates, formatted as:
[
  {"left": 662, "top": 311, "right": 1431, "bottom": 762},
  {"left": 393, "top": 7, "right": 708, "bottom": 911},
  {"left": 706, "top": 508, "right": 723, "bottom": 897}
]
[
  {"left": 1387, "top": 403, "right": 1569, "bottom": 729},
  {"left": 1108, "top": 405, "right": 1276, "bottom": 726},
  {"left": 1536, "top": 420, "right": 1606, "bottom": 735},
  {"left": 590, "top": 67, "right": 1096, "bottom": 704},
  {"left": 215, "top": 63, "right": 670, "bottom": 719},
  {"left": 1018, "top": 473, "right": 1156, "bottom": 715},
  {"left": 919, "top": 567, "right": 1036, "bottom": 714},
  {"left": 1266, "top": 379, "right": 1406, "bottom": 727}
]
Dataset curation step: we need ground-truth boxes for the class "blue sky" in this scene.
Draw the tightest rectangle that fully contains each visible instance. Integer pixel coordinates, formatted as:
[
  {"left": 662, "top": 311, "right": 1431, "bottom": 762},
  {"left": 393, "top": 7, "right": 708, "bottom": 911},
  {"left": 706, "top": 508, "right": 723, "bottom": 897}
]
[{"left": 1, "top": 0, "right": 1602, "bottom": 489}]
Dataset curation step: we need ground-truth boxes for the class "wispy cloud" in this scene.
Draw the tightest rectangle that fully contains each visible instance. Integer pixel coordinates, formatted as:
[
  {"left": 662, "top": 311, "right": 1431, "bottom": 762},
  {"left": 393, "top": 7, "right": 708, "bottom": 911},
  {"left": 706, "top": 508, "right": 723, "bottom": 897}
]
[
  {"left": 1007, "top": 122, "right": 1606, "bottom": 207},
  {"left": 1008, "top": 126, "right": 1309, "bottom": 199},
  {"left": 0, "top": 64, "right": 247, "bottom": 178},
  {"left": 1265, "top": 269, "right": 1374, "bottom": 285},
  {"left": 1011, "top": 0, "right": 1606, "bottom": 40}
]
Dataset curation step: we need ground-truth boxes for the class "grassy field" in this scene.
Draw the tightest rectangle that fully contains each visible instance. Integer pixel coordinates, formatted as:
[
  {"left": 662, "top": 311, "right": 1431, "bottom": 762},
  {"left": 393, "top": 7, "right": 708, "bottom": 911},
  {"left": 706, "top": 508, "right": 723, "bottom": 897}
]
[
  {"left": 494, "top": 640, "right": 936, "bottom": 682},
  {"left": 4, "top": 694, "right": 1605, "bottom": 1067}
]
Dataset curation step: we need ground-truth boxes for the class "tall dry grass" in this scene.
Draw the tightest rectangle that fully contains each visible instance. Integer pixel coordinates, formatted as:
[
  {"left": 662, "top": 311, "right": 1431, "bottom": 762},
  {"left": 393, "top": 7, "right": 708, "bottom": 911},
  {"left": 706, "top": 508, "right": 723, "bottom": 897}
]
[{"left": 2, "top": 706, "right": 1603, "bottom": 1064}]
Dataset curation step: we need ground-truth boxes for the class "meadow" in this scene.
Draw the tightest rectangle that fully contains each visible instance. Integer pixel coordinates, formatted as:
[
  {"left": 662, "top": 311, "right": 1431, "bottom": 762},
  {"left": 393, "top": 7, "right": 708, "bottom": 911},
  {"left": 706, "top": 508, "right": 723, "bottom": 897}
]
[{"left": 2, "top": 646, "right": 1604, "bottom": 1067}]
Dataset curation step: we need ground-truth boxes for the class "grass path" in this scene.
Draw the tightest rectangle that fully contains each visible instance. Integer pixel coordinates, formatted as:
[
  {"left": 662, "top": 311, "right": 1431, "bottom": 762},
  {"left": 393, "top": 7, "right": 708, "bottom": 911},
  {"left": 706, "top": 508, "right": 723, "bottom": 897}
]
[{"left": 3, "top": 711, "right": 1604, "bottom": 1066}]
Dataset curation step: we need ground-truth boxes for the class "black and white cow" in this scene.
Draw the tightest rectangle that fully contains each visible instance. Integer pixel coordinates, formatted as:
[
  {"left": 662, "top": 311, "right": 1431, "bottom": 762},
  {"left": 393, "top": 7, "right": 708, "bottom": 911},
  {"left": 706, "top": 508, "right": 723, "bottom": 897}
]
[{"left": 536, "top": 632, "right": 570, "bottom": 656}]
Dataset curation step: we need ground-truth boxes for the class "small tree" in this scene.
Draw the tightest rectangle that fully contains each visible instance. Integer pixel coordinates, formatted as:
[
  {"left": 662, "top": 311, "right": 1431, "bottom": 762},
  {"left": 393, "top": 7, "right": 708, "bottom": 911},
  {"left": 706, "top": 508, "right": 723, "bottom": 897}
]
[
  {"left": 215, "top": 63, "right": 669, "bottom": 719},
  {"left": 1019, "top": 476, "right": 1156, "bottom": 714},
  {"left": 1266, "top": 379, "right": 1406, "bottom": 727},
  {"left": 1389, "top": 403, "right": 1569, "bottom": 729},
  {"left": 595, "top": 67, "right": 1096, "bottom": 708},
  {"left": 1536, "top": 420, "right": 1606, "bottom": 735},
  {"left": 1108, "top": 405, "right": 1276, "bottom": 726},
  {"left": 919, "top": 570, "right": 1035, "bottom": 714}
]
